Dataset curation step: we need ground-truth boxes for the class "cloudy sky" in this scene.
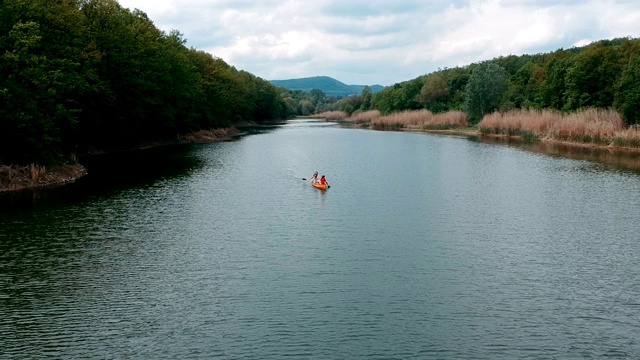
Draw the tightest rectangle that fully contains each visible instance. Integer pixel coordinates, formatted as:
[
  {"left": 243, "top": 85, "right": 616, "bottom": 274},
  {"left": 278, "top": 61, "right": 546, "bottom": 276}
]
[{"left": 116, "top": 0, "right": 640, "bottom": 86}]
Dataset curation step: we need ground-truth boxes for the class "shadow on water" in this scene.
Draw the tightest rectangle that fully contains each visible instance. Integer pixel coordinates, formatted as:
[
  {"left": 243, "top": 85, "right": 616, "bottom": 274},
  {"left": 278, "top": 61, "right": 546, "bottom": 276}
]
[
  {"left": 0, "top": 123, "right": 287, "bottom": 213},
  {"left": 0, "top": 144, "right": 204, "bottom": 213},
  {"left": 471, "top": 136, "right": 640, "bottom": 174}
]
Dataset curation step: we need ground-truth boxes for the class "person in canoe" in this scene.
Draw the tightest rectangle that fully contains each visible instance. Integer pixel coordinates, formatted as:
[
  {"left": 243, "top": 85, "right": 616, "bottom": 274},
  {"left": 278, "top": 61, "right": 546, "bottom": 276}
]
[
  {"left": 309, "top": 171, "right": 319, "bottom": 184},
  {"left": 320, "top": 175, "right": 329, "bottom": 187}
]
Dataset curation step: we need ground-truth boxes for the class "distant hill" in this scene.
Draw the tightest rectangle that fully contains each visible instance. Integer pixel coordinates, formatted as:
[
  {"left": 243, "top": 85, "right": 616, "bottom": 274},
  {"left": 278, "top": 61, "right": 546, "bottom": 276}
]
[{"left": 269, "top": 76, "right": 384, "bottom": 97}]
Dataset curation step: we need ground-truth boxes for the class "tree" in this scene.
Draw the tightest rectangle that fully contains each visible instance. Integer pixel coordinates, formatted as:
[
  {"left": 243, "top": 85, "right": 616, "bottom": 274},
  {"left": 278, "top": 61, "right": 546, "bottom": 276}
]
[
  {"left": 463, "top": 63, "right": 510, "bottom": 123},
  {"left": 360, "top": 86, "right": 372, "bottom": 111},
  {"left": 539, "top": 57, "right": 570, "bottom": 109},
  {"left": 1, "top": 0, "right": 89, "bottom": 164},
  {"left": 564, "top": 42, "right": 623, "bottom": 110},
  {"left": 614, "top": 55, "right": 640, "bottom": 124},
  {"left": 309, "top": 89, "right": 326, "bottom": 107},
  {"left": 419, "top": 74, "right": 450, "bottom": 112},
  {"left": 298, "top": 100, "right": 314, "bottom": 115}
]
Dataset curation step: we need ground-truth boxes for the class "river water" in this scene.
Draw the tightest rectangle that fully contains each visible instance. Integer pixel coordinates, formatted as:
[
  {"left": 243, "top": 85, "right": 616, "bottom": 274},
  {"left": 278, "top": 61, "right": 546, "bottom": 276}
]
[{"left": 1, "top": 120, "right": 639, "bottom": 359}]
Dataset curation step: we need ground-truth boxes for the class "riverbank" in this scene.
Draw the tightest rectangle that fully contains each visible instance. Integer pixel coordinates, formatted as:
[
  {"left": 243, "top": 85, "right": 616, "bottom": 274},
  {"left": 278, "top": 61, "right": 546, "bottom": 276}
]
[
  {"left": 0, "top": 164, "right": 88, "bottom": 193},
  {"left": 401, "top": 126, "right": 640, "bottom": 154},
  {"left": 0, "top": 126, "right": 241, "bottom": 193}
]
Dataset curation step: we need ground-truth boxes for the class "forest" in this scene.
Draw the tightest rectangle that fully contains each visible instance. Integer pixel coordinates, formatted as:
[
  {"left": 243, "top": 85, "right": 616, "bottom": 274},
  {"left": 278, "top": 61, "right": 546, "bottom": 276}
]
[
  {"left": 290, "top": 37, "right": 640, "bottom": 129},
  {"left": 1, "top": 0, "right": 288, "bottom": 166},
  {"left": 3, "top": 0, "right": 640, "bottom": 169}
]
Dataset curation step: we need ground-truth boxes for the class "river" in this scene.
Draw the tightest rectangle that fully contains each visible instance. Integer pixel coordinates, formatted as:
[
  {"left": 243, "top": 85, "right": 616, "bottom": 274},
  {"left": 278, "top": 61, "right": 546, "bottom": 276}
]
[{"left": 1, "top": 119, "right": 639, "bottom": 359}]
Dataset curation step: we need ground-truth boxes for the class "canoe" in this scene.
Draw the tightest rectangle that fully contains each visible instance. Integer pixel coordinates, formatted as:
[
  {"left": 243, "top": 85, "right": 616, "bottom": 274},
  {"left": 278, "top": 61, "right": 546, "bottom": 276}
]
[{"left": 312, "top": 182, "right": 328, "bottom": 190}]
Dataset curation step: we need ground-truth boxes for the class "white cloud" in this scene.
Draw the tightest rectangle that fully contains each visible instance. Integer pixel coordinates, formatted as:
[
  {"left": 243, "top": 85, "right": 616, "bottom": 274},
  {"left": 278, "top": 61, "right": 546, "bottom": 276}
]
[{"left": 116, "top": 0, "right": 640, "bottom": 85}]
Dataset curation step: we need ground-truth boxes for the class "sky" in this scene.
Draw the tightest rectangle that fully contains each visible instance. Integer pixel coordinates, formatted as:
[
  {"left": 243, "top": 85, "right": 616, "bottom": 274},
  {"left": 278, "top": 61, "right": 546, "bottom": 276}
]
[{"left": 116, "top": 0, "right": 640, "bottom": 86}]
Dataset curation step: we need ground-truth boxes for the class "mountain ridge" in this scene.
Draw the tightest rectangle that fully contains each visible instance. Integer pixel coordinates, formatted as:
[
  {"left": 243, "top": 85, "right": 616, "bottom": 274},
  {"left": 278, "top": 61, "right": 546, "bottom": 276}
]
[{"left": 269, "top": 76, "right": 384, "bottom": 97}]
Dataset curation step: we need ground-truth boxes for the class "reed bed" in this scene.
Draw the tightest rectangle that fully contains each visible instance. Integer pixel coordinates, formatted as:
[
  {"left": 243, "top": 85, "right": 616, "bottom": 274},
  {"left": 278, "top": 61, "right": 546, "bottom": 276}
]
[
  {"left": 372, "top": 109, "right": 433, "bottom": 129},
  {"left": 479, "top": 108, "right": 638, "bottom": 146},
  {"left": 349, "top": 110, "right": 381, "bottom": 124},
  {"left": 310, "top": 111, "right": 348, "bottom": 120},
  {"left": 370, "top": 109, "right": 468, "bottom": 130},
  {"left": 547, "top": 108, "right": 625, "bottom": 143},
  {"left": 479, "top": 109, "right": 561, "bottom": 137},
  {"left": 429, "top": 111, "right": 469, "bottom": 129},
  {"left": 613, "top": 127, "right": 640, "bottom": 148}
]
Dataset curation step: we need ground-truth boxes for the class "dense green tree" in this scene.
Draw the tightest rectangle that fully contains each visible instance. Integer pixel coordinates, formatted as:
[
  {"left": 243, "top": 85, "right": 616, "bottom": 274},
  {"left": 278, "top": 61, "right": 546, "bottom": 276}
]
[
  {"left": 298, "top": 100, "right": 314, "bottom": 115},
  {"left": 309, "top": 89, "right": 327, "bottom": 107},
  {"left": 371, "top": 78, "right": 423, "bottom": 115},
  {"left": 464, "top": 63, "right": 510, "bottom": 123},
  {"left": 1, "top": 0, "right": 288, "bottom": 165},
  {"left": 564, "top": 42, "right": 623, "bottom": 110},
  {"left": 540, "top": 58, "right": 570, "bottom": 109},
  {"left": 1, "top": 0, "right": 89, "bottom": 163},
  {"left": 418, "top": 74, "right": 450, "bottom": 112},
  {"left": 360, "top": 86, "right": 372, "bottom": 111},
  {"left": 338, "top": 95, "right": 361, "bottom": 115},
  {"left": 614, "top": 55, "right": 640, "bottom": 124}
]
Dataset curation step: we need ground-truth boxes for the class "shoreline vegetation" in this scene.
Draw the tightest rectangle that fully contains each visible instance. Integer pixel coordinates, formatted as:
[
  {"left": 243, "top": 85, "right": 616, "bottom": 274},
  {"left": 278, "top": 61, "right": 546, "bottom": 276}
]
[
  {"left": 0, "top": 127, "right": 240, "bottom": 193},
  {"left": 313, "top": 108, "right": 640, "bottom": 152}
]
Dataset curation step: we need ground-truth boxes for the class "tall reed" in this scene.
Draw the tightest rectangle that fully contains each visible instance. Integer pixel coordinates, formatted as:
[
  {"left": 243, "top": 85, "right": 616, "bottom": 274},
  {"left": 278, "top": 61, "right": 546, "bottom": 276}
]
[
  {"left": 349, "top": 110, "right": 381, "bottom": 124},
  {"left": 613, "top": 127, "right": 640, "bottom": 147},
  {"left": 311, "top": 111, "right": 348, "bottom": 120},
  {"left": 369, "top": 109, "right": 468, "bottom": 130},
  {"left": 429, "top": 111, "right": 469, "bottom": 129},
  {"left": 479, "top": 109, "right": 560, "bottom": 136},
  {"left": 479, "top": 108, "right": 634, "bottom": 146},
  {"left": 547, "top": 108, "right": 625, "bottom": 143},
  {"left": 372, "top": 109, "right": 432, "bottom": 129}
]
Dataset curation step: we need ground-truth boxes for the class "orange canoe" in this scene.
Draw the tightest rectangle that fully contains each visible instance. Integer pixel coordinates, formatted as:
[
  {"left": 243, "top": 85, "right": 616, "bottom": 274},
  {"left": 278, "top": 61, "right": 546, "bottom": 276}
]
[{"left": 312, "top": 182, "right": 328, "bottom": 190}]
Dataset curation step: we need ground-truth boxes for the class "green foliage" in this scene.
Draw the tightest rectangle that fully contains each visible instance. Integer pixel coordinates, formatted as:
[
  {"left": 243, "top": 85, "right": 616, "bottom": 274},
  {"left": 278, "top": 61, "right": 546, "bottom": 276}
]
[
  {"left": 0, "top": 0, "right": 287, "bottom": 165},
  {"left": 362, "top": 37, "right": 640, "bottom": 126},
  {"left": 0, "top": 0, "right": 89, "bottom": 164},
  {"left": 418, "top": 74, "right": 450, "bottom": 113},
  {"left": 564, "top": 42, "right": 623, "bottom": 110},
  {"left": 540, "top": 58, "right": 570, "bottom": 109},
  {"left": 464, "top": 63, "right": 510, "bottom": 124},
  {"left": 360, "top": 86, "right": 372, "bottom": 111},
  {"left": 614, "top": 55, "right": 640, "bottom": 124},
  {"left": 371, "top": 78, "right": 423, "bottom": 114}
]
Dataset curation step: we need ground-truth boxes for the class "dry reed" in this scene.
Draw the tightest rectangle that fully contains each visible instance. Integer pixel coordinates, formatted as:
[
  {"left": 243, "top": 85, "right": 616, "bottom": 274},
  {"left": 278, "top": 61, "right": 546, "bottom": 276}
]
[
  {"left": 370, "top": 109, "right": 468, "bottom": 130},
  {"left": 479, "top": 108, "right": 635, "bottom": 146},
  {"left": 311, "top": 111, "right": 348, "bottom": 120},
  {"left": 613, "top": 127, "right": 640, "bottom": 147},
  {"left": 547, "top": 108, "right": 625, "bottom": 143},
  {"left": 479, "top": 109, "right": 560, "bottom": 136},
  {"left": 349, "top": 110, "right": 381, "bottom": 124},
  {"left": 429, "top": 111, "right": 469, "bottom": 129}
]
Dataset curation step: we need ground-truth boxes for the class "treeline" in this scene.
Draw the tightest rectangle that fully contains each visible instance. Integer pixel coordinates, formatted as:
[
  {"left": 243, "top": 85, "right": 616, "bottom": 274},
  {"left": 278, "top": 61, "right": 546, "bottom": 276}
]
[
  {"left": 301, "top": 38, "right": 640, "bottom": 127},
  {"left": 0, "top": 0, "right": 287, "bottom": 166},
  {"left": 278, "top": 85, "right": 375, "bottom": 117}
]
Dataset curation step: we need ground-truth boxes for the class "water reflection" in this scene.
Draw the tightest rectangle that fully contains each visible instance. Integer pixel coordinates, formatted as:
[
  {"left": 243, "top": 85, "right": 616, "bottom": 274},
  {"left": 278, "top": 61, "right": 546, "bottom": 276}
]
[
  {"left": 472, "top": 136, "right": 640, "bottom": 173},
  {"left": 2, "top": 123, "right": 640, "bottom": 359},
  {"left": 0, "top": 144, "right": 205, "bottom": 213}
]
